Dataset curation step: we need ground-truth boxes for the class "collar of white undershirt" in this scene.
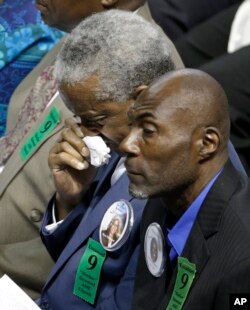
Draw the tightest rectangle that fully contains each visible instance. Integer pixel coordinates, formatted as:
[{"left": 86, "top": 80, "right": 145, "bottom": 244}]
[
  {"left": 110, "top": 157, "right": 126, "bottom": 186},
  {"left": 46, "top": 90, "right": 59, "bottom": 109}
]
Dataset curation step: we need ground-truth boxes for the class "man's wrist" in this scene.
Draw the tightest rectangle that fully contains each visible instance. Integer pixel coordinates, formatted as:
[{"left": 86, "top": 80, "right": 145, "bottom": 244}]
[{"left": 55, "top": 191, "right": 86, "bottom": 220}]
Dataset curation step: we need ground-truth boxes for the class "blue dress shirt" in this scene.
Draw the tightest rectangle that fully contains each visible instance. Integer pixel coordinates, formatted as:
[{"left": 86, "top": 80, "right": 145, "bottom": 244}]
[{"left": 166, "top": 170, "right": 222, "bottom": 262}]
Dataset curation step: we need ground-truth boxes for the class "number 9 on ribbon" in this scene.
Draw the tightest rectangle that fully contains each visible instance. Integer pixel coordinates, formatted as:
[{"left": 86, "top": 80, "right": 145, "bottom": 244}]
[{"left": 74, "top": 238, "right": 106, "bottom": 305}]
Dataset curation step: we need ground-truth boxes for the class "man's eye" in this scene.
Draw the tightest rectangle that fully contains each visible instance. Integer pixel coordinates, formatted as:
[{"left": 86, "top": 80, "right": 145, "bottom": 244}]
[
  {"left": 90, "top": 121, "right": 105, "bottom": 128},
  {"left": 96, "top": 119, "right": 106, "bottom": 126},
  {"left": 82, "top": 118, "right": 106, "bottom": 127},
  {"left": 84, "top": 120, "right": 95, "bottom": 126},
  {"left": 143, "top": 127, "right": 156, "bottom": 135}
]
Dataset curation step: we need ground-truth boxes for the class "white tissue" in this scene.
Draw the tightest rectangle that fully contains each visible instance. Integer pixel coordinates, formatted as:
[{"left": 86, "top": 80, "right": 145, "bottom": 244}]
[{"left": 83, "top": 136, "right": 111, "bottom": 167}]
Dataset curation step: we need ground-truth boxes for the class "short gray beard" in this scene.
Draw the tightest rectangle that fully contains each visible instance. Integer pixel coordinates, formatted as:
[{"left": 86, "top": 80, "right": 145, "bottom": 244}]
[{"left": 129, "top": 187, "right": 149, "bottom": 200}]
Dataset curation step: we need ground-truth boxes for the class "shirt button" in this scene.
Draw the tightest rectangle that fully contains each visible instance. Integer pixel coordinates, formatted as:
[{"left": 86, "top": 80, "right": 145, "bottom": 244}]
[{"left": 30, "top": 209, "right": 43, "bottom": 222}]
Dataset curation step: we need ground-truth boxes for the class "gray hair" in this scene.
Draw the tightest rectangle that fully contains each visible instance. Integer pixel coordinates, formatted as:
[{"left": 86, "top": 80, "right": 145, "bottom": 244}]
[{"left": 55, "top": 9, "right": 175, "bottom": 103}]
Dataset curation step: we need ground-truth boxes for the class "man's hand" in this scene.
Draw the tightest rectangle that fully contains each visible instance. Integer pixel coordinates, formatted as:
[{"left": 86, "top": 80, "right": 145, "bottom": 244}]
[{"left": 48, "top": 118, "right": 97, "bottom": 220}]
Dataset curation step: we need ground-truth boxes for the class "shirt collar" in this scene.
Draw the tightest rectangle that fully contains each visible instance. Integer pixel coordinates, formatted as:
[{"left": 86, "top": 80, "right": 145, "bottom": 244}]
[{"left": 167, "top": 169, "right": 222, "bottom": 260}]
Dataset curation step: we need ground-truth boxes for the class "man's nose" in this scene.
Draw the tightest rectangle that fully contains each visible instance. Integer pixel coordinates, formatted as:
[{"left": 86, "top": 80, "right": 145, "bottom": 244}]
[{"left": 119, "top": 131, "right": 140, "bottom": 155}]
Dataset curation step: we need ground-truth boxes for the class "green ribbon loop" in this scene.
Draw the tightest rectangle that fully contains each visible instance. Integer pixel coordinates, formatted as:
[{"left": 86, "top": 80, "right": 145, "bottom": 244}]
[
  {"left": 166, "top": 256, "right": 196, "bottom": 310},
  {"left": 20, "top": 106, "right": 60, "bottom": 161},
  {"left": 74, "top": 238, "right": 107, "bottom": 305}
]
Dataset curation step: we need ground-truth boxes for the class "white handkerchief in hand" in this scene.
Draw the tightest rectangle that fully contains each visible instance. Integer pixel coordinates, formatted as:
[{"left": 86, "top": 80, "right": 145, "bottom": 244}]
[{"left": 83, "top": 136, "right": 111, "bottom": 167}]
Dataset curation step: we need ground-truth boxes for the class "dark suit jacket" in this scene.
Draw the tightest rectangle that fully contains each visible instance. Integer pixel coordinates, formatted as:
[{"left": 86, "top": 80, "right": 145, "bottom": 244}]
[
  {"left": 38, "top": 153, "right": 147, "bottom": 309},
  {"left": 132, "top": 160, "right": 250, "bottom": 309},
  {"left": 148, "top": 0, "right": 242, "bottom": 40}
]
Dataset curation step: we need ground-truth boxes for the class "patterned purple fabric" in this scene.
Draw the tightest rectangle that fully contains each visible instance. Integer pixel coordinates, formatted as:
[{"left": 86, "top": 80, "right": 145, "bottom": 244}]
[
  {"left": 0, "top": 65, "right": 58, "bottom": 166},
  {"left": 0, "top": 0, "right": 64, "bottom": 136}
]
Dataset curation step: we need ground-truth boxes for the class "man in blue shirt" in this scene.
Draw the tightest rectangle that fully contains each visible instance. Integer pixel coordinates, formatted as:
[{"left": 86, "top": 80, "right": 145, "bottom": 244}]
[{"left": 120, "top": 68, "right": 250, "bottom": 309}]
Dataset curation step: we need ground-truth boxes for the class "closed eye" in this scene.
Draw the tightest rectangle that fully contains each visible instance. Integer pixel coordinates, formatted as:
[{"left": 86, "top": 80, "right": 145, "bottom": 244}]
[
  {"left": 81, "top": 117, "right": 107, "bottom": 128},
  {"left": 142, "top": 124, "right": 157, "bottom": 136},
  {"left": 143, "top": 128, "right": 155, "bottom": 134}
]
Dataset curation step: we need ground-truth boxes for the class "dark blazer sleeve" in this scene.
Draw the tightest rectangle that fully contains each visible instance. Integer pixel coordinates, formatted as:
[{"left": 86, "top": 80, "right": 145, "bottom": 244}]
[
  {"left": 40, "top": 169, "right": 103, "bottom": 261},
  {"left": 40, "top": 196, "right": 88, "bottom": 261},
  {"left": 214, "top": 258, "right": 250, "bottom": 309}
]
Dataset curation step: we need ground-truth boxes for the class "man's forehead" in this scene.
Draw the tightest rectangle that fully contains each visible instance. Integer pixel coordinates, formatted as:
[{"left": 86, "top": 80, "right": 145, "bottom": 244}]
[
  {"left": 133, "top": 87, "right": 162, "bottom": 110},
  {"left": 128, "top": 100, "right": 158, "bottom": 122},
  {"left": 129, "top": 89, "right": 186, "bottom": 122},
  {"left": 130, "top": 86, "right": 168, "bottom": 116}
]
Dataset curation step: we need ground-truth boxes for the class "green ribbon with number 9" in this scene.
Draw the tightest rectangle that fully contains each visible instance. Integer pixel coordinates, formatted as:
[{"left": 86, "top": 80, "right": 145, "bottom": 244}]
[
  {"left": 166, "top": 256, "right": 196, "bottom": 310},
  {"left": 74, "top": 238, "right": 107, "bottom": 305}
]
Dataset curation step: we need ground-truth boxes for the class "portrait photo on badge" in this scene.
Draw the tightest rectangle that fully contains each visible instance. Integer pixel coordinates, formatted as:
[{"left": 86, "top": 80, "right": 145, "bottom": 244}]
[
  {"left": 144, "top": 223, "right": 166, "bottom": 277},
  {"left": 99, "top": 200, "right": 134, "bottom": 251}
]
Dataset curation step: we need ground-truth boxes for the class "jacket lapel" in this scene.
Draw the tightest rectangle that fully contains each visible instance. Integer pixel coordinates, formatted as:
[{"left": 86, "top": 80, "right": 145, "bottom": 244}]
[
  {"left": 0, "top": 95, "right": 73, "bottom": 195},
  {"left": 89, "top": 152, "right": 120, "bottom": 206},
  {"left": 45, "top": 170, "right": 134, "bottom": 283},
  {"left": 0, "top": 96, "right": 72, "bottom": 196},
  {"left": 163, "top": 160, "right": 242, "bottom": 307}
]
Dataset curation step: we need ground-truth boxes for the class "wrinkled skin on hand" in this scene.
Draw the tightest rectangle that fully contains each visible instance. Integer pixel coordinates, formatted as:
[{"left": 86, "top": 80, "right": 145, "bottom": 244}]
[{"left": 48, "top": 117, "right": 98, "bottom": 219}]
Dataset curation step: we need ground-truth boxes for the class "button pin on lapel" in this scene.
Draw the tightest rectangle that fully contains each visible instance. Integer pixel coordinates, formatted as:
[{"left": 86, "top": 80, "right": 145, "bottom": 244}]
[
  {"left": 144, "top": 223, "right": 166, "bottom": 277},
  {"left": 99, "top": 199, "right": 134, "bottom": 251}
]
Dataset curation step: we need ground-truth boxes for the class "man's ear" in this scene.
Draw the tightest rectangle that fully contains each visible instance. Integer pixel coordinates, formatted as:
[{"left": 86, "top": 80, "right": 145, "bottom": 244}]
[
  {"left": 198, "top": 127, "right": 221, "bottom": 161},
  {"left": 134, "top": 85, "right": 148, "bottom": 99},
  {"left": 101, "top": 0, "right": 119, "bottom": 8}
]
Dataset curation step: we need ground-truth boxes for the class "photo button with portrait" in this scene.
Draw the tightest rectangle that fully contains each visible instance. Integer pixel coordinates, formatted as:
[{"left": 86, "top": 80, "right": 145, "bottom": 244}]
[
  {"left": 99, "top": 200, "right": 134, "bottom": 251},
  {"left": 144, "top": 223, "right": 166, "bottom": 277}
]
